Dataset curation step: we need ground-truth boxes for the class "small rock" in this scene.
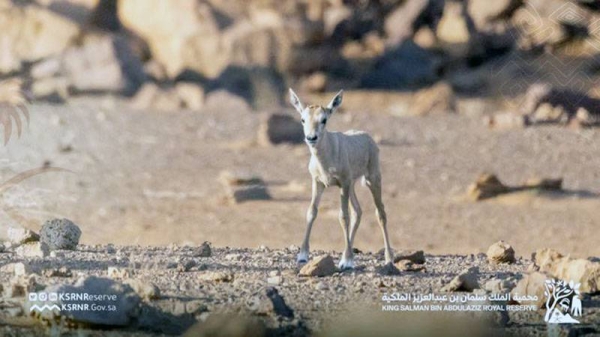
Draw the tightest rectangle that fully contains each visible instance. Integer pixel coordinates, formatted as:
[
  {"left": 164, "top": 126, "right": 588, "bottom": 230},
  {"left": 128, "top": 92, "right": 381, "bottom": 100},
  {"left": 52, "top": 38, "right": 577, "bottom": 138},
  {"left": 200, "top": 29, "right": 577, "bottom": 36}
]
[
  {"left": 14, "top": 262, "right": 38, "bottom": 277},
  {"left": 267, "top": 276, "right": 283, "bottom": 285},
  {"left": 377, "top": 262, "right": 401, "bottom": 276},
  {"left": 13, "top": 274, "right": 42, "bottom": 296},
  {"left": 130, "top": 83, "right": 182, "bottom": 111},
  {"left": 315, "top": 281, "right": 329, "bottom": 291},
  {"left": 411, "top": 81, "right": 457, "bottom": 116},
  {"left": 15, "top": 242, "right": 49, "bottom": 258},
  {"left": 393, "top": 250, "right": 426, "bottom": 264},
  {"left": 484, "top": 277, "right": 517, "bottom": 294},
  {"left": 107, "top": 267, "right": 132, "bottom": 279},
  {"left": 486, "top": 241, "right": 516, "bottom": 264},
  {"left": 219, "top": 170, "right": 271, "bottom": 204},
  {"left": 257, "top": 113, "right": 304, "bottom": 146},
  {"left": 40, "top": 218, "right": 81, "bottom": 251},
  {"left": 199, "top": 271, "right": 234, "bottom": 283},
  {"left": 523, "top": 178, "right": 562, "bottom": 191},
  {"left": 394, "top": 260, "right": 426, "bottom": 272},
  {"left": 441, "top": 267, "right": 480, "bottom": 292},
  {"left": 193, "top": 242, "right": 212, "bottom": 257},
  {"left": 300, "top": 72, "right": 327, "bottom": 93},
  {"left": 485, "top": 112, "right": 528, "bottom": 129},
  {"left": 178, "top": 260, "right": 197, "bottom": 272},
  {"left": 124, "top": 279, "right": 160, "bottom": 300},
  {"left": 245, "top": 287, "right": 294, "bottom": 318},
  {"left": 43, "top": 267, "right": 72, "bottom": 278},
  {"left": 7, "top": 227, "right": 39, "bottom": 245},
  {"left": 467, "top": 174, "right": 511, "bottom": 201},
  {"left": 299, "top": 255, "right": 336, "bottom": 277},
  {"left": 175, "top": 82, "right": 205, "bottom": 110}
]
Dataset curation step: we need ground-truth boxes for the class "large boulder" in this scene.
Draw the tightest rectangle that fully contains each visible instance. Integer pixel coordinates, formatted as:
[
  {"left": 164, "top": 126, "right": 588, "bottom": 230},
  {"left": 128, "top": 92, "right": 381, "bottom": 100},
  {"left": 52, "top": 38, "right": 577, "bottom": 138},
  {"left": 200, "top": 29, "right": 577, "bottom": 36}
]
[
  {"left": 468, "top": 0, "right": 523, "bottom": 29},
  {"left": 62, "top": 33, "right": 146, "bottom": 94},
  {"left": 384, "top": 0, "right": 445, "bottom": 46},
  {"left": 533, "top": 248, "right": 600, "bottom": 294},
  {"left": 0, "top": 1, "right": 80, "bottom": 73},
  {"left": 118, "top": 0, "right": 223, "bottom": 78},
  {"left": 360, "top": 41, "right": 441, "bottom": 89},
  {"left": 118, "top": 0, "right": 336, "bottom": 79},
  {"left": 512, "top": 0, "right": 589, "bottom": 49},
  {"left": 511, "top": 272, "right": 548, "bottom": 307}
]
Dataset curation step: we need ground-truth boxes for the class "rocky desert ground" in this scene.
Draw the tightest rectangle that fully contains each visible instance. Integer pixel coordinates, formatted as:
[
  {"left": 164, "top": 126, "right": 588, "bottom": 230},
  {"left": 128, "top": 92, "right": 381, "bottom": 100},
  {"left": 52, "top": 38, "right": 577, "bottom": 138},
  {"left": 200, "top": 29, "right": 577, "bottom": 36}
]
[{"left": 1, "top": 0, "right": 600, "bottom": 335}]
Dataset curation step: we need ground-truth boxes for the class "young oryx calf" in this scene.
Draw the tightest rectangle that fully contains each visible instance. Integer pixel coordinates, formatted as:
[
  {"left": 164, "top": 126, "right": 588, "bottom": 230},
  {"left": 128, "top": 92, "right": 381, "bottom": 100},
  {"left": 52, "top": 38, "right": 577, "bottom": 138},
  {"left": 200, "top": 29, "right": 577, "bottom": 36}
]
[{"left": 289, "top": 89, "right": 394, "bottom": 269}]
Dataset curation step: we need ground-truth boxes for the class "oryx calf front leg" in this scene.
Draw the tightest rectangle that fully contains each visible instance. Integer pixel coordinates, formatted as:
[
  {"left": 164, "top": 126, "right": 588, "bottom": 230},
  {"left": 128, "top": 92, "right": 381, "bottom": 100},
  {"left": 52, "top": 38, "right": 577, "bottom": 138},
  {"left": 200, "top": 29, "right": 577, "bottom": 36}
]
[
  {"left": 298, "top": 178, "right": 325, "bottom": 263},
  {"left": 338, "top": 184, "right": 354, "bottom": 270}
]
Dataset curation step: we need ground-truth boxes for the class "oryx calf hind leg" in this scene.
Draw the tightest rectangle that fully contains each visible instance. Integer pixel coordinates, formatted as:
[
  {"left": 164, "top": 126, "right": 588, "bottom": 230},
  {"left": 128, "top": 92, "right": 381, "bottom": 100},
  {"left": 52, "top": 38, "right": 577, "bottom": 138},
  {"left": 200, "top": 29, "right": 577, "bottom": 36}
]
[
  {"left": 348, "top": 185, "right": 362, "bottom": 251},
  {"left": 298, "top": 179, "right": 325, "bottom": 263},
  {"left": 366, "top": 176, "right": 393, "bottom": 264}
]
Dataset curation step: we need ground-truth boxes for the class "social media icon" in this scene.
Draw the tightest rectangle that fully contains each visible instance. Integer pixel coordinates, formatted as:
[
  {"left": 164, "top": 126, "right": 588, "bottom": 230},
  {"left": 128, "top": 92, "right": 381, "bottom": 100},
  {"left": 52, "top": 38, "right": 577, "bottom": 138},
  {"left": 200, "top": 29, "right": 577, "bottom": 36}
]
[
  {"left": 28, "top": 293, "right": 38, "bottom": 301},
  {"left": 49, "top": 293, "right": 58, "bottom": 301},
  {"left": 38, "top": 292, "right": 48, "bottom": 301}
]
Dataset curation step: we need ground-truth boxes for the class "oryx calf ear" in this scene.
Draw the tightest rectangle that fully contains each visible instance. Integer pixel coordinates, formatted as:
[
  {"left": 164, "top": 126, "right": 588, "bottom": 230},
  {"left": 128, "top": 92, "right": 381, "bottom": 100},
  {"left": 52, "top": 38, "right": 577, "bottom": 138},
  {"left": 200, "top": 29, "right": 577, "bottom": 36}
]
[
  {"left": 327, "top": 90, "right": 343, "bottom": 112},
  {"left": 289, "top": 88, "right": 304, "bottom": 114}
]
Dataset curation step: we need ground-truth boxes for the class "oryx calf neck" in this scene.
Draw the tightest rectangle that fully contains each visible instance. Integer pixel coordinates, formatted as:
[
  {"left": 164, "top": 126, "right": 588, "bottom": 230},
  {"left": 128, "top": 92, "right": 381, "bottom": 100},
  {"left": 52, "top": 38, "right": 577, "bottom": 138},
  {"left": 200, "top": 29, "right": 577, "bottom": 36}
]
[{"left": 289, "top": 88, "right": 394, "bottom": 269}]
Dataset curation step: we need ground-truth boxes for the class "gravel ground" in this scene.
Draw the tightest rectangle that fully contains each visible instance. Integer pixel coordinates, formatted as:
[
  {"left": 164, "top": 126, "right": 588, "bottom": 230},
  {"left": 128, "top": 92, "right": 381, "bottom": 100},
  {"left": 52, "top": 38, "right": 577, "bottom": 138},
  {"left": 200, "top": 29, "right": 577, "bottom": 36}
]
[{"left": 0, "top": 245, "right": 597, "bottom": 336}]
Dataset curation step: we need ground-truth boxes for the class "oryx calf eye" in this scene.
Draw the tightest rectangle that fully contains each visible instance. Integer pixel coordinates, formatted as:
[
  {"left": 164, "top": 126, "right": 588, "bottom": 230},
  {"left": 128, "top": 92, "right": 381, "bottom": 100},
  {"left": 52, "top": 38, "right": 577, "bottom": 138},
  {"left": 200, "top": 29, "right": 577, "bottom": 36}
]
[
  {"left": 301, "top": 118, "right": 305, "bottom": 123},
  {"left": 321, "top": 119, "right": 327, "bottom": 125}
]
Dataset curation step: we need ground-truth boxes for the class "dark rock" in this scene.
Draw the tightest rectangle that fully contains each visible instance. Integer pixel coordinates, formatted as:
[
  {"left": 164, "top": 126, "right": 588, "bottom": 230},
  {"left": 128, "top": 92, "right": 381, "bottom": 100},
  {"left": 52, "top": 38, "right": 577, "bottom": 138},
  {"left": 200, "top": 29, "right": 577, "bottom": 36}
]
[
  {"left": 385, "top": 0, "right": 445, "bottom": 46},
  {"left": 194, "top": 242, "right": 211, "bottom": 258},
  {"left": 258, "top": 113, "right": 304, "bottom": 146},
  {"left": 393, "top": 250, "right": 426, "bottom": 264},
  {"left": 40, "top": 218, "right": 81, "bottom": 251},
  {"left": 245, "top": 286, "right": 294, "bottom": 318},
  {"left": 377, "top": 262, "right": 401, "bottom": 276},
  {"left": 360, "top": 41, "right": 441, "bottom": 89},
  {"left": 63, "top": 33, "right": 146, "bottom": 95},
  {"left": 211, "top": 66, "right": 285, "bottom": 111}
]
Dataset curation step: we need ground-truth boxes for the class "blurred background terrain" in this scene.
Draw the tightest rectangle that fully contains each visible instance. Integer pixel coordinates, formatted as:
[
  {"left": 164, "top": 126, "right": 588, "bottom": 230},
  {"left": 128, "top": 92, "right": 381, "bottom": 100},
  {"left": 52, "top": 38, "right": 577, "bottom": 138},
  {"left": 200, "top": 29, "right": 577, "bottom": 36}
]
[{"left": 1, "top": 0, "right": 600, "bottom": 258}]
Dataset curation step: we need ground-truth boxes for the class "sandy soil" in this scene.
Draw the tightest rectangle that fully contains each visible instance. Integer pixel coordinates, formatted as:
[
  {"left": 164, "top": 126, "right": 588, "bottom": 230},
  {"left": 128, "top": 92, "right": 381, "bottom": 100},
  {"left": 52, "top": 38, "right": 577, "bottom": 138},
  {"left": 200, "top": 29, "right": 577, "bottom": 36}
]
[{"left": 0, "top": 94, "right": 599, "bottom": 260}]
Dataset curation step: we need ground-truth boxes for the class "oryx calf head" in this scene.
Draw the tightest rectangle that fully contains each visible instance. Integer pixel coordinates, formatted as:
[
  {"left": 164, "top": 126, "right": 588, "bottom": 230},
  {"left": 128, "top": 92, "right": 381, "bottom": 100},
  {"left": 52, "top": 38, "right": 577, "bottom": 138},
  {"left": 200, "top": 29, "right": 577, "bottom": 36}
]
[{"left": 288, "top": 89, "right": 343, "bottom": 147}]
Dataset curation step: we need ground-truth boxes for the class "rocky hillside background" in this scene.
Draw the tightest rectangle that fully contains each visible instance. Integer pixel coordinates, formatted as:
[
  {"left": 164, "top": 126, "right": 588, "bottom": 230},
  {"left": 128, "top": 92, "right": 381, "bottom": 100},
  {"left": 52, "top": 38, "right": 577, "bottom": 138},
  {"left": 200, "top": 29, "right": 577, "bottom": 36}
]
[{"left": 2, "top": 0, "right": 600, "bottom": 116}]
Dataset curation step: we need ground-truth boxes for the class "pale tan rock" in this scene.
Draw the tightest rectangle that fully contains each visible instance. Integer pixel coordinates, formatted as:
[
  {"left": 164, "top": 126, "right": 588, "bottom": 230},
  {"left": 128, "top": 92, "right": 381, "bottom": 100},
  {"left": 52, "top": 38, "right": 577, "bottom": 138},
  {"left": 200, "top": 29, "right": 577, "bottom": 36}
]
[
  {"left": 486, "top": 241, "right": 516, "bottom": 264},
  {"left": 511, "top": 272, "right": 548, "bottom": 307},
  {"left": 441, "top": 267, "right": 480, "bottom": 292},
  {"left": 15, "top": 242, "right": 49, "bottom": 258},
  {"left": 299, "top": 255, "right": 336, "bottom": 277},
  {"left": 0, "top": 3, "right": 80, "bottom": 67},
  {"left": 411, "top": 82, "right": 456, "bottom": 116},
  {"left": 533, "top": 248, "right": 600, "bottom": 294},
  {"left": 125, "top": 279, "right": 160, "bottom": 300}
]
